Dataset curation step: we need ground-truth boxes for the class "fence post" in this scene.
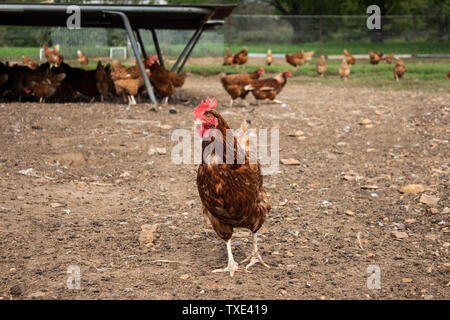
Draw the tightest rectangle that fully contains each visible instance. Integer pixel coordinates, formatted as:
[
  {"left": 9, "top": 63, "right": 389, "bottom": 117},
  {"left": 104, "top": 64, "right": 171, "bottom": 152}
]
[
  {"left": 412, "top": 14, "right": 417, "bottom": 58},
  {"left": 319, "top": 15, "right": 323, "bottom": 56},
  {"left": 227, "top": 16, "right": 231, "bottom": 49}
]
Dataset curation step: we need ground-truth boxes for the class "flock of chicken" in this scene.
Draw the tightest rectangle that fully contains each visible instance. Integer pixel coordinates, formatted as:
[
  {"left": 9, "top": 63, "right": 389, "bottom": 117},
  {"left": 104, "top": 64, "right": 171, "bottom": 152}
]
[
  {"left": 225, "top": 47, "right": 407, "bottom": 82},
  {"left": 0, "top": 44, "right": 186, "bottom": 104}
]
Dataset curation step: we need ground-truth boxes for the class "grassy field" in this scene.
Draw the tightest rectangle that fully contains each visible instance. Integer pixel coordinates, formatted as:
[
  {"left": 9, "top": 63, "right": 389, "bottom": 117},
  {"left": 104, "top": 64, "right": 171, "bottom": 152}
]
[
  {"left": 182, "top": 59, "right": 450, "bottom": 92},
  {"left": 1, "top": 40, "right": 449, "bottom": 60},
  {"left": 228, "top": 41, "right": 450, "bottom": 55}
]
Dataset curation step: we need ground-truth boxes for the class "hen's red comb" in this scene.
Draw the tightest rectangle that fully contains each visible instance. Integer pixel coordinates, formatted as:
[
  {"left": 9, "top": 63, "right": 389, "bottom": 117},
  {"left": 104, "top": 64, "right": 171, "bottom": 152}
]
[{"left": 194, "top": 97, "right": 217, "bottom": 119}]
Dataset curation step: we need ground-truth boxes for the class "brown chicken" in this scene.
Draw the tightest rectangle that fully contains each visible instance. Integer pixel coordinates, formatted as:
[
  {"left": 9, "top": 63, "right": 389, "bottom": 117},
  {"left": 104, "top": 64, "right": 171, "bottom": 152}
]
[
  {"left": 384, "top": 53, "right": 395, "bottom": 64},
  {"left": 316, "top": 55, "right": 327, "bottom": 78},
  {"left": 246, "top": 70, "right": 291, "bottom": 105},
  {"left": 22, "top": 56, "right": 38, "bottom": 70},
  {"left": 194, "top": 97, "right": 271, "bottom": 276},
  {"left": 344, "top": 49, "right": 355, "bottom": 65},
  {"left": 233, "top": 47, "right": 248, "bottom": 65},
  {"left": 369, "top": 51, "right": 383, "bottom": 65},
  {"left": 447, "top": 71, "right": 450, "bottom": 79},
  {"left": 42, "top": 44, "right": 63, "bottom": 67},
  {"left": 285, "top": 51, "right": 304, "bottom": 68},
  {"left": 27, "top": 70, "right": 66, "bottom": 102},
  {"left": 147, "top": 56, "right": 175, "bottom": 102},
  {"left": 220, "top": 67, "right": 265, "bottom": 107},
  {"left": 223, "top": 48, "right": 233, "bottom": 66},
  {"left": 77, "top": 50, "right": 89, "bottom": 65},
  {"left": 266, "top": 49, "right": 273, "bottom": 66},
  {"left": 95, "top": 61, "right": 115, "bottom": 101},
  {"left": 114, "top": 70, "right": 150, "bottom": 105},
  {"left": 111, "top": 60, "right": 147, "bottom": 81},
  {"left": 394, "top": 59, "right": 405, "bottom": 82},
  {"left": 303, "top": 50, "right": 314, "bottom": 64},
  {"left": 339, "top": 59, "right": 351, "bottom": 81}
]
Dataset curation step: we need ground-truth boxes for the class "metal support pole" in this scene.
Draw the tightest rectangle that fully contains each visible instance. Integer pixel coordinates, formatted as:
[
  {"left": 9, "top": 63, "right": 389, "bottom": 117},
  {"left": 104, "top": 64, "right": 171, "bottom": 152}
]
[
  {"left": 135, "top": 29, "right": 147, "bottom": 59},
  {"left": 170, "top": 26, "right": 204, "bottom": 73},
  {"left": 177, "top": 25, "right": 205, "bottom": 73},
  {"left": 150, "top": 29, "right": 165, "bottom": 68},
  {"left": 103, "top": 10, "right": 157, "bottom": 105}
]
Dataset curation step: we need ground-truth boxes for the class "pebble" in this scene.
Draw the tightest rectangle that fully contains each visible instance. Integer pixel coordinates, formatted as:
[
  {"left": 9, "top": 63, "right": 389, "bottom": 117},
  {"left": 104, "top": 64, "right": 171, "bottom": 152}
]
[{"left": 10, "top": 285, "right": 22, "bottom": 296}]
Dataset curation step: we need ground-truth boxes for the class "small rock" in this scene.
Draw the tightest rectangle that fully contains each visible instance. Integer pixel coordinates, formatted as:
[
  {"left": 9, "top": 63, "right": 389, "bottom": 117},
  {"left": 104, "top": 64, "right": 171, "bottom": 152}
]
[
  {"left": 402, "top": 278, "right": 413, "bottom": 283},
  {"left": 400, "top": 184, "right": 425, "bottom": 194},
  {"left": 359, "top": 119, "right": 372, "bottom": 125},
  {"left": 281, "top": 158, "right": 301, "bottom": 165},
  {"left": 392, "top": 231, "right": 408, "bottom": 240},
  {"left": 345, "top": 210, "right": 355, "bottom": 217},
  {"left": 10, "top": 285, "right": 22, "bottom": 296},
  {"left": 156, "top": 148, "right": 167, "bottom": 155},
  {"left": 50, "top": 202, "right": 64, "bottom": 208},
  {"left": 139, "top": 224, "right": 159, "bottom": 247},
  {"left": 180, "top": 274, "right": 190, "bottom": 280},
  {"left": 169, "top": 108, "right": 177, "bottom": 114},
  {"left": 419, "top": 194, "right": 439, "bottom": 206}
]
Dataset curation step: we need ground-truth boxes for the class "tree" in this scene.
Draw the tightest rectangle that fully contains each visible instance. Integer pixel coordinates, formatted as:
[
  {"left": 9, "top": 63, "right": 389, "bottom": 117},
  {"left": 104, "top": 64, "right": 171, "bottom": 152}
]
[{"left": 263, "top": 0, "right": 349, "bottom": 43}]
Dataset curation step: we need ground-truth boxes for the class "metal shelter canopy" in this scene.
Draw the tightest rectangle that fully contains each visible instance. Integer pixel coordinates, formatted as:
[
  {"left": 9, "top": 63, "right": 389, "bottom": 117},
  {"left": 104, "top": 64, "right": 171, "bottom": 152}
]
[{"left": 0, "top": 3, "right": 236, "bottom": 105}]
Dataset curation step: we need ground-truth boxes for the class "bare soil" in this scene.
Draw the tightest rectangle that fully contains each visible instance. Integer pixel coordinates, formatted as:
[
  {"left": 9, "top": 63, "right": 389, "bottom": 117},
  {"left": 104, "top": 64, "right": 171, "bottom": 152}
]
[{"left": 0, "top": 75, "right": 449, "bottom": 300}]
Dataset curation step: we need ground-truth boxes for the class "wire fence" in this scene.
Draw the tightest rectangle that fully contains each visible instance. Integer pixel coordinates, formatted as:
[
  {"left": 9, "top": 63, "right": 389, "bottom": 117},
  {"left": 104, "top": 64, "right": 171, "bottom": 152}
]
[{"left": 0, "top": 15, "right": 448, "bottom": 62}]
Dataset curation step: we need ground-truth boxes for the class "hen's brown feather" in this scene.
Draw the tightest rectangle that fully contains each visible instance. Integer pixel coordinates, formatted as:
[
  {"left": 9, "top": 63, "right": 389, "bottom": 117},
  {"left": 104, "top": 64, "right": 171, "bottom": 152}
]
[{"left": 197, "top": 110, "right": 270, "bottom": 241}]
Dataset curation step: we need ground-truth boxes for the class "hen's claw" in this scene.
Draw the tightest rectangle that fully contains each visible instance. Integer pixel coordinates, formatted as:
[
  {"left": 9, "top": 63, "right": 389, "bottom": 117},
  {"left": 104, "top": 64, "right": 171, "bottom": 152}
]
[
  {"left": 212, "top": 260, "right": 240, "bottom": 277},
  {"left": 241, "top": 252, "right": 270, "bottom": 272}
]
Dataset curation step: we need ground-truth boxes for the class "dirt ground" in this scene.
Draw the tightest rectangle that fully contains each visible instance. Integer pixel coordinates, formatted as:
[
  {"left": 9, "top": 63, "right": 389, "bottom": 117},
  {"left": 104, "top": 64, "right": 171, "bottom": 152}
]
[{"left": 0, "top": 74, "right": 449, "bottom": 300}]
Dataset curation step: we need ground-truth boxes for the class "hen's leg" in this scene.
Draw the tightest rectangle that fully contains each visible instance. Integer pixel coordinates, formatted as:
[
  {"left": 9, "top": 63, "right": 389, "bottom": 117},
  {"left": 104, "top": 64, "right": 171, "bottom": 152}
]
[
  {"left": 212, "top": 239, "right": 240, "bottom": 277},
  {"left": 229, "top": 99, "right": 234, "bottom": 108},
  {"left": 241, "top": 232, "right": 270, "bottom": 272},
  {"left": 130, "top": 95, "right": 137, "bottom": 105}
]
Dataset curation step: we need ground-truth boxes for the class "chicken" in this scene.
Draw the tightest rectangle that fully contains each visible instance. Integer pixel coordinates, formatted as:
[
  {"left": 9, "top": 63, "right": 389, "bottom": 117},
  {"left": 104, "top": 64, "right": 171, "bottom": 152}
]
[
  {"left": 339, "top": 59, "right": 351, "bottom": 81},
  {"left": 245, "top": 70, "right": 291, "bottom": 105},
  {"left": 233, "top": 47, "right": 248, "bottom": 65},
  {"left": 285, "top": 51, "right": 304, "bottom": 68},
  {"left": 447, "top": 71, "right": 450, "bottom": 79},
  {"left": 147, "top": 56, "right": 175, "bottom": 102},
  {"left": 220, "top": 67, "right": 265, "bottom": 107},
  {"left": 111, "top": 60, "right": 146, "bottom": 81},
  {"left": 27, "top": 70, "right": 66, "bottom": 102},
  {"left": 169, "top": 71, "right": 186, "bottom": 89},
  {"left": 344, "top": 49, "right": 355, "bottom": 65},
  {"left": 384, "top": 53, "right": 395, "bottom": 64},
  {"left": 303, "top": 50, "right": 314, "bottom": 64},
  {"left": 42, "top": 44, "right": 63, "bottom": 67},
  {"left": 114, "top": 69, "right": 150, "bottom": 105},
  {"left": 52, "top": 62, "right": 99, "bottom": 100},
  {"left": 223, "top": 48, "right": 233, "bottom": 66},
  {"left": 369, "top": 51, "right": 383, "bottom": 65},
  {"left": 394, "top": 58, "right": 405, "bottom": 82},
  {"left": 22, "top": 56, "right": 38, "bottom": 70},
  {"left": 77, "top": 50, "right": 89, "bottom": 65},
  {"left": 266, "top": 49, "right": 273, "bottom": 66},
  {"left": 95, "top": 61, "right": 115, "bottom": 101},
  {"left": 316, "top": 55, "right": 327, "bottom": 78},
  {"left": 194, "top": 97, "right": 271, "bottom": 276}
]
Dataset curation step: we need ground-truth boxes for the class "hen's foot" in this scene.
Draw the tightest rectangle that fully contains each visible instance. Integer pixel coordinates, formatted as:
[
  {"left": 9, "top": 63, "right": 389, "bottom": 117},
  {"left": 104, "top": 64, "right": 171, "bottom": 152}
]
[
  {"left": 241, "top": 251, "right": 270, "bottom": 272},
  {"left": 212, "top": 259, "right": 240, "bottom": 277}
]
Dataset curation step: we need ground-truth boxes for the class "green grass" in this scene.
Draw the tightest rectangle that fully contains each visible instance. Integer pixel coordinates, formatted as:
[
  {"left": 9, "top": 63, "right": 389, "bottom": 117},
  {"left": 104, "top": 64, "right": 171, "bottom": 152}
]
[
  {"left": 182, "top": 59, "right": 450, "bottom": 92},
  {"left": 1, "top": 39, "right": 449, "bottom": 61},
  {"left": 228, "top": 40, "right": 450, "bottom": 55}
]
